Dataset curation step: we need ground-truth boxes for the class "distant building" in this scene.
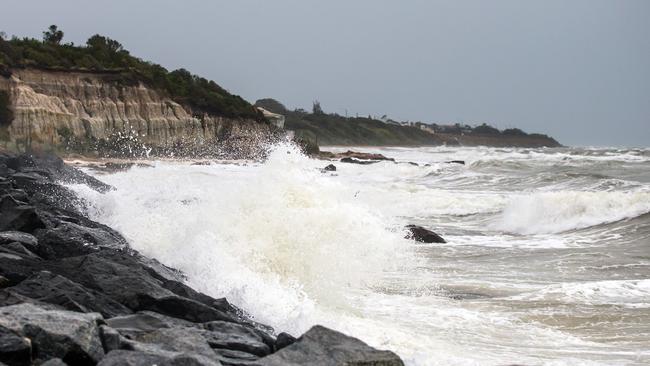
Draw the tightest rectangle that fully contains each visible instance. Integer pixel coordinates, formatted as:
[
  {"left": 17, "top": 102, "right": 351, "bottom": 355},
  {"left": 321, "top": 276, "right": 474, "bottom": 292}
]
[{"left": 256, "top": 107, "right": 285, "bottom": 129}]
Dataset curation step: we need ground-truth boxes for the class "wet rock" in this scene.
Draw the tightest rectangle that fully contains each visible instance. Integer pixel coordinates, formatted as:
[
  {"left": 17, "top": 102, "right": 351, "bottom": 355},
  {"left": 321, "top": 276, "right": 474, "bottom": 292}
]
[
  {"left": 127, "top": 327, "right": 217, "bottom": 361},
  {"left": 0, "top": 195, "right": 44, "bottom": 232},
  {"left": 138, "top": 295, "right": 238, "bottom": 324},
  {"left": 405, "top": 225, "right": 446, "bottom": 243},
  {"left": 447, "top": 160, "right": 465, "bottom": 165},
  {"left": 107, "top": 313, "right": 171, "bottom": 332},
  {"left": 98, "top": 350, "right": 220, "bottom": 366},
  {"left": 99, "top": 325, "right": 124, "bottom": 353},
  {"left": 0, "top": 243, "right": 40, "bottom": 261},
  {"left": 213, "top": 348, "right": 259, "bottom": 366},
  {"left": 33, "top": 221, "right": 128, "bottom": 259},
  {"left": 322, "top": 164, "right": 337, "bottom": 172},
  {"left": 335, "top": 151, "right": 395, "bottom": 161},
  {"left": 40, "top": 358, "right": 68, "bottom": 366},
  {"left": 202, "top": 321, "right": 272, "bottom": 356},
  {"left": 8, "top": 271, "right": 131, "bottom": 318},
  {"left": 0, "top": 325, "right": 32, "bottom": 366},
  {"left": 4, "top": 153, "right": 112, "bottom": 193},
  {"left": 340, "top": 157, "right": 377, "bottom": 165},
  {"left": 274, "top": 332, "right": 296, "bottom": 351},
  {"left": 0, "top": 232, "right": 38, "bottom": 251},
  {"left": 0, "top": 303, "right": 104, "bottom": 365},
  {"left": 255, "top": 325, "right": 404, "bottom": 366}
]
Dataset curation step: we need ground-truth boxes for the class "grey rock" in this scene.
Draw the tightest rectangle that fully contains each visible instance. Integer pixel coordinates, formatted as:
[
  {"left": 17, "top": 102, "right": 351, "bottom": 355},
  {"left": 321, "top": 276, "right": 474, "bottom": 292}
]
[
  {"left": 202, "top": 321, "right": 271, "bottom": 357},
  {"left": 212, "top": 348, "right": 258, "bottom": 366},
  {"left": 274, "top": 332, "right": 296, "bottom": 351},
  {"left": 99, "top": 326, "right": 124, "bottom": 353},
  {"left": 0, "top": 243, "right": 40, "bottom": 260},
  {"left": 8, "top": 271, "right": 131, "bottom": 318},
  {"left": 0, "top": 303, "right": 104, "bottom": 365},
  {"left": 0, "top": 325, "right": 31, "bottom": 366},
  {"left": 98, "top": 350, "right": 222, "bottom": 366},
  {"left": 254, "top": 325, "right": 404, "bottom": 366},
  {"left": 0, "top": 195, "right": 44, "bottom": 232},
  {"left": 128, "top": 327, "right": 216, "bottom": 361},
  {"left": 40, "top": 358, "right": 67, "bottom": 366},
  {"left": 107, "top": 313, "right": 171, "bottom": 332},
  {"left": 0, "top": 232, "right": 38, "bottom": 251}
]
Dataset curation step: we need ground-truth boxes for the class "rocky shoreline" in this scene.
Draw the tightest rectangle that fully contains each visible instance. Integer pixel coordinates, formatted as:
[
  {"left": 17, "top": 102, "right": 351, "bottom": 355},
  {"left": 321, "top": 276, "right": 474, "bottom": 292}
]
[{"left": 0, "top": 151, "right": 404, "bottom": 366}]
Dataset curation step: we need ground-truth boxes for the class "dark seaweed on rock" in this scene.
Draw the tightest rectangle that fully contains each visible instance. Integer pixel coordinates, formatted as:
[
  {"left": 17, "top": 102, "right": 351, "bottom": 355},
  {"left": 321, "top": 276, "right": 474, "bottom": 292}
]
[{"left": 0, "top": 150, "right": 404, "bottom": 366}]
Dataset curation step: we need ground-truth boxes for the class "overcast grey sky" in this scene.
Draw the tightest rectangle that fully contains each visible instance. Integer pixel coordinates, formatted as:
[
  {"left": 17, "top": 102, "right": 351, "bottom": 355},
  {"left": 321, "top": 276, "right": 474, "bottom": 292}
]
[{"left": 2, "top": 0, "right": 649, "bottom": 146}]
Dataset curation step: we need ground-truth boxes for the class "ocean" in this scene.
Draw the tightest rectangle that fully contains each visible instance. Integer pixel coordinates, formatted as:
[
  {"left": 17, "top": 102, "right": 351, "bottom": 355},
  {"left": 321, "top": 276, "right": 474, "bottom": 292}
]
[{"left": 70, "top": 144, "right": 650, "bottom": 366}]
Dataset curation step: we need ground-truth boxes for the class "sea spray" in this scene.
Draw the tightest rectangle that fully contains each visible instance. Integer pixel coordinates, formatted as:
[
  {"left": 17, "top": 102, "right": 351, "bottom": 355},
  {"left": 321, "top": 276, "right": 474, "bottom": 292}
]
[
  {"left": 72, "top": 143, "right": 411, "bottom": 333},
  {"left": 70, "top": 145, "right": 650, "bottom": 366}
]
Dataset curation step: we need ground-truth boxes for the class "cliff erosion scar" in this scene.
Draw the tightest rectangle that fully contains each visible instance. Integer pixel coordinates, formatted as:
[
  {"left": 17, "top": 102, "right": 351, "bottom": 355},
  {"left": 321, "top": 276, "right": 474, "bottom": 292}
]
[{"left": 0, "top": 69, "right": 279, "bottom": 158}]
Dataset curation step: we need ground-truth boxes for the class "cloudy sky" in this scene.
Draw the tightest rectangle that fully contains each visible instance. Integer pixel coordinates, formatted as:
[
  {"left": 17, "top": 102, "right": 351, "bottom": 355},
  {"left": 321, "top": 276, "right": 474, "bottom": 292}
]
[{"left": 2, "top": 0, "right": 649, "bottom": 146}]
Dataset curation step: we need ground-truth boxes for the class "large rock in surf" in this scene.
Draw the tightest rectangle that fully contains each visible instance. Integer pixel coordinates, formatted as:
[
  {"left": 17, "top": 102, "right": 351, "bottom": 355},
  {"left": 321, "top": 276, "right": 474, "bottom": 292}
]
[
  {"left": 405, "top": 224, "right": 446, "bottom": 243},
  {"left": 255, "top": 325, "right": 404, "bottom": 366},
  {"left": 340, "top": 157, "right": 377, "bottom": 165}
]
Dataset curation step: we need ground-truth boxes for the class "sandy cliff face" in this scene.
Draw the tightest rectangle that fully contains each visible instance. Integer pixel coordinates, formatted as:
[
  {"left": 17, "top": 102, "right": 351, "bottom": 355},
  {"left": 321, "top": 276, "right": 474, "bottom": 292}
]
[{"left": 0, "top": 69, "right": 276, "bottom": 156}]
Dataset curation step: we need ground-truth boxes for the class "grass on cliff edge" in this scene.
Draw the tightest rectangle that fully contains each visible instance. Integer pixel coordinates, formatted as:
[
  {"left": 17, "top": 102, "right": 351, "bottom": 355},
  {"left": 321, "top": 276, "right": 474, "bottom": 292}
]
[{"left": 0, "top": 31, "right": 264, "bottom": 122}]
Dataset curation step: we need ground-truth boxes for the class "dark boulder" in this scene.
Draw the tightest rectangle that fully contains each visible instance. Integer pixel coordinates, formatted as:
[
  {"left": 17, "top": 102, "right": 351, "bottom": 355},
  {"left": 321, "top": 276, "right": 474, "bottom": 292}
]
[
  {"left": 340, "top": 157, "right": 377, "bottom": 165},
  {"left": 274, "top": 332, "right": 296, "bottom": 351},
  {"left": 0, "top": 243, "right": 40, "bottom": 260},
  {"left": 202, "top": 321, "right": 272, "bottom": 356},
  {"left": 40, "top": 359, "right": 68, "bottom": 366},
  {"left": 0, "top": 195, "right": 44, "bottom": 232},
  {"left": 255, "top": 325, "right": 404, "bottom": 366},
  {"left": 0, "top": 232, "right": 38, "bottom": 250},
  {"left": 33, "top": 221, "right": 128, "bottom": 260},
  {"left": 124, "top": 327, "right": 218, "bottom": 362},
  {"left": 447, "top": 160, "right": 465, "bottom": 165},
  {"left": 98, "top": 350, "right": 220, "bottom": 366},
  {"left": 0, "top": 325, "right": 31, "bottom": 366},
  {"left": 107, "top": 313, "right": 171, "bottom": 332},
  {"left": 405, "top": 225, "right": 446, "bottom": 243},
  {"left": 0, "top": 303, "right": 104, "bottom": 365},
  {"left": 322, "top": 164, "right": 336, "bottom": 172},
  {"left": 7, "top": 271, "right": 131, "bottom": 318}
]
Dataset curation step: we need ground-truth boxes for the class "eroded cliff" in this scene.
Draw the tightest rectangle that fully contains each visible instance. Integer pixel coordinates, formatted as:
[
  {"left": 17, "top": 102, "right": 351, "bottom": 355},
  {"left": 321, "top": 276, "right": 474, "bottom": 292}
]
[{"left": 0, "top": 69, "right": 279, "bottom": 157}]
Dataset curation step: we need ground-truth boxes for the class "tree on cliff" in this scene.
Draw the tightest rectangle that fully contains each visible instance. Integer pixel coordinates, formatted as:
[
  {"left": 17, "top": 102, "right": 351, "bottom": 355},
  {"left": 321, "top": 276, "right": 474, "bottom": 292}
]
[
  {"left": 43, "top": 25, "right": 64, "bottom": 45},
  {"left": 254, "top": 98, "right": 287, "bottom": 114},
  {"left": 87, "top": 35, "right": 124, "bottom": 53},
  {"left": 312, "top": 100, "right": 324, "bottom": 115}
]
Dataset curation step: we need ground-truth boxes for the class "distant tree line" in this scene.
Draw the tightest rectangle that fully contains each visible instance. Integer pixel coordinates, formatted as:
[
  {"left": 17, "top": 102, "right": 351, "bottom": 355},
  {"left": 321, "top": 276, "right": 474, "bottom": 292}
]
[{"left": 0, "top": 26, "right": 264, "bottom": 121}]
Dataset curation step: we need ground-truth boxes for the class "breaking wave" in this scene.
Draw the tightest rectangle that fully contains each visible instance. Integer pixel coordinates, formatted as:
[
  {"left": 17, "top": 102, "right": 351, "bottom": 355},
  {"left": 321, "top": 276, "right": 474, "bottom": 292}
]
[{"left": 495, "top": 191, "right": 650, "bottom": 234}]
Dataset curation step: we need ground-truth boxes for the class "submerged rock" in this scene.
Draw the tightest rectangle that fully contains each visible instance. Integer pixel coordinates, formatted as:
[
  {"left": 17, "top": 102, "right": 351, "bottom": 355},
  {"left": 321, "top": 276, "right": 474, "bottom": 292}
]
[
  {"left": 322, "top": 164, "right": 337, "bottom": 171},
  {"left": 405, "top": 225, "right": 446, "bottom": 243},
  {"left": 340, "top": 157, "right": 377, "bottom": 165}
]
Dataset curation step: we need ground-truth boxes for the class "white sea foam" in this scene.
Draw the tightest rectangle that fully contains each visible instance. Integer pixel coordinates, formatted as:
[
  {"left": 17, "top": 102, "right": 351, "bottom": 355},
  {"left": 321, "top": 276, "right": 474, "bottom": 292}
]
[
  {"left": 511, "top": 279, "right": 650, "bottom": 307},
  {"left": 69, "top": 145, "right": 650, "bottom": 366},
  {"left": 73, "top": 143, "right": 412, "bottom": 333},
  {"left": 494, "top": 191, "right": 650, "bottom": 234}
]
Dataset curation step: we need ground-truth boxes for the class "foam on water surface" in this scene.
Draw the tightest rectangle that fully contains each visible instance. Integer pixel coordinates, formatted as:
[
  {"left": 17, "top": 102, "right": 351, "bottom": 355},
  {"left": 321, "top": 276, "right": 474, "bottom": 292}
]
[{"left": 71, "top": 145, "right": 650, "bottom": 366}]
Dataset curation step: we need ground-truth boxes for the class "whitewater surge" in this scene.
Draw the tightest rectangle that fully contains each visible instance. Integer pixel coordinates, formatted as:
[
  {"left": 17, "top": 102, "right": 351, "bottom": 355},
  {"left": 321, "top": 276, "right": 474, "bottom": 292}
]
[
  {"left": 72, "top": 145, "right": 650, "bottom": 366},
  {"left": 496, "top": 190, "right": 650, "bottom": 234}
]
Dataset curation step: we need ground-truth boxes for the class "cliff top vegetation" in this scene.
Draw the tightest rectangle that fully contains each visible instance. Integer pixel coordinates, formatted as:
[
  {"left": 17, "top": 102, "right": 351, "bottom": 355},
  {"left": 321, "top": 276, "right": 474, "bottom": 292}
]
[{"left": 0, "top": 26, "right": 264, "bottom": 121}]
